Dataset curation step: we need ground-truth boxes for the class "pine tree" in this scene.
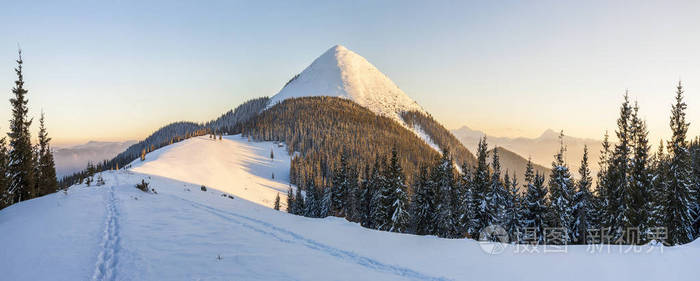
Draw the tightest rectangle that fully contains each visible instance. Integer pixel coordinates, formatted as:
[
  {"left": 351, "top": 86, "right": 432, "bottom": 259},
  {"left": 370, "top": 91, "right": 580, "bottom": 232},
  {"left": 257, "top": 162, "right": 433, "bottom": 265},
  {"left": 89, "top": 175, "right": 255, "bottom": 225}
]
[
  {"left": 320, "top": 186, "right": 331, "bottom": 218},
  {"left": 456, "top": 162, "right": 476, "bottom": 237},
  {"left": 487, "top": 148, "right": 508, "bottom": 234},
  {"left": 304, "top": 182, "right": 318, "bottom": 218},
  {"left": 294, "top": 186, "right": 305, "bottom": 215},
  {"left": 547, "top": 131, "right": 574, "bottom": 243},
  {"left": 522, "top": 168, "right": 548, "bottom": 243},
  {"left": 359, "top": 165, "right": 372, "bottom": 226},
  {"left": 386, "top": 148, "right": 409, "bottom": 233},
  {"left": 370, "top": 156, "right": 389, "bottom": 230},
  {"left": 594, "top": 131, "right": 612, "bottom": 232},
  {"left": 648, "top": 140, "right": 668, "bottom": 231},
  {"left": 8, "top": 50, "right": 35, "bottom": 203},
  {"left": 273, "top": 193, "right": 281, "bottom": 210},
  {"left": 664, "top": 81, "right": 695, "bottom": 245},
  {"left": 572, "top": 145, "right": 594, "bottom": 244},
  {"left": 608, "top": 92, "right": 634, "bottom": 242},
  {"left": 345, "top": 165, "right": 360, "bottom": 222},
  {"left": 286, "top": 187, "right": 294, "bottom": 213},
  {"left": 503, "top": 171, "right": 521, "bottom": 241},
  {"left": 629, "top": 102, "right": 652, "bottom": 242},
  {"left": 331, "top": 152, "right": 349, "bottom": 217},
  {"left": 411, "top": 165, "right": 434, "bottom": 235},
  {"left": 434, "top": 148, "right": 456, "bottom": 238},
  {"left": 36, "top": 111, "right": 58, "bottom": 196},
  {"left": 472, "top": 137, "right": 491, "bottom": 237}
]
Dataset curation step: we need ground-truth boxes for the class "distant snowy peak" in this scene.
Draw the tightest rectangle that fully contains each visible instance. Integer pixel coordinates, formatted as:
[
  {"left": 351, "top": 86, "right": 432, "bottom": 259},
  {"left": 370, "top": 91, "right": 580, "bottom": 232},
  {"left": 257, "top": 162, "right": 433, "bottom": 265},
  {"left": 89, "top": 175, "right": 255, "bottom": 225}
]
[{"left": 268, "top": 45, "right": 426, "bottom": 123}]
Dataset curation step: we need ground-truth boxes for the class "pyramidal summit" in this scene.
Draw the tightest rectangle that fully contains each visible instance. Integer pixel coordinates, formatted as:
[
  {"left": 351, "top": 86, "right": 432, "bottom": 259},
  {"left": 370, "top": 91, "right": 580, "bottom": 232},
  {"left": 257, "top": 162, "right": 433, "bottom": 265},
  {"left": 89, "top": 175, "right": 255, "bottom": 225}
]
[{"left": 268, "top": 45, "right": 426, "bottom": 124}]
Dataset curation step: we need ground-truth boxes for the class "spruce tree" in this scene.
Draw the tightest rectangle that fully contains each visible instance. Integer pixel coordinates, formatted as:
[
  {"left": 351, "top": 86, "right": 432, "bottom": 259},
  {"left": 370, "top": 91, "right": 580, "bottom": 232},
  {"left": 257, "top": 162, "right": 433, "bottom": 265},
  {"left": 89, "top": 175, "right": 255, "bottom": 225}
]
[
  {"left": 503, "top": 171, "right": 521, "bottom": 241},
  {"left": 411, "top": 165, "right": 434, "bottom": 235},
  {"left": 274, "top": 193, "right": 281, "bottom": 210},
  {"left": 331, "top": 152, "right": 349, "bottom": 217},
  {"left": 36, "top": 111, "right": 58, "bottom": 196},
  {"left": 359, "top": 165, "right": 372, "bottom": 226},
  {"left": 547, "top": 131, "right": 574, "bottom": 243},
  {"left": 472, "top": 137, "right": 491, "bottom": 236},
  {"left": 608, "top": 92, "right": 634, "bottom": 242},
  {"left": 523, "top": 170, "right": 548, "bottom": 243},
  {"left": 320, "top": 185, "right": 331, "bottom": 218},
  {"left": 648, "top": 141, "right": 668, "bottom": 231},
  {"left": 386, "top": 148, "right": 409, "bottom": 233},
  {"left": 664, "top": 81, "right": 695, "bottom": 245},
  {"left": 487, "top": 148, "right": 508, "bottom": 233},
  {"left": 7, "top": 49, "right": 35, "bottom": 203},
  {"left": 294, "top": 186, "right": 305, "bottom": 215},
  {"left": 572, "top": 145, "right": 594, "bottom": 244},
  {"left": 456, "top": 162, "right": 476, "bottom": 237},
  {"left": 630, "top": 102, "right": 652, "bottom": 241},
  {"left": 304, "top": 182, "right": 318, "bottom": 218},
  {"left": 594, "top": 131, "right": 613, "bottom": 231},
  {"left": 286, "top": 187, "right": 294, "bottom": 213},
  {"left": 370, "top": 156, "right": 389, "bottom": 230},
  {"left": 433, "top": 148, "right": 456, "bottom": 238}
]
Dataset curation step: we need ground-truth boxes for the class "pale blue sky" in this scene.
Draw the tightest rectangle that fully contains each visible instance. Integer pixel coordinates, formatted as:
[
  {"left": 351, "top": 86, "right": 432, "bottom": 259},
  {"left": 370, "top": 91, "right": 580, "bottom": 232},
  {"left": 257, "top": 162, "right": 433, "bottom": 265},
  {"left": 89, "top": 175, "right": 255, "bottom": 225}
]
[{"left": 1, "top": 0, "right": 699, "bottom": 146}]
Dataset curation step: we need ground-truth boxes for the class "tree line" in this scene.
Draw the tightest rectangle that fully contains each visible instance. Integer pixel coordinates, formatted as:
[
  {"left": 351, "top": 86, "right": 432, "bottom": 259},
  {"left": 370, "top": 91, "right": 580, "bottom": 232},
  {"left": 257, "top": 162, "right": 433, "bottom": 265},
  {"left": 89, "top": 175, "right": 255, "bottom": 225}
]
[
  {"left": 287, "top": 82, "right": 700, "bottom": 246},
  {"left": 1, "top": 50, "right": 58, "bottom": 210}
]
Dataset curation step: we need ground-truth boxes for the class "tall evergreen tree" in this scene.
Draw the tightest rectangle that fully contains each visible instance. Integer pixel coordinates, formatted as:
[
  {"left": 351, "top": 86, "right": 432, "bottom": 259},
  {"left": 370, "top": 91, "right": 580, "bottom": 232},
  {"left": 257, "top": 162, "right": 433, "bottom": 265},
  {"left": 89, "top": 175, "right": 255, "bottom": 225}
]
[
  {"left": 36, "top": 111, "right": 58, "bottom": 196},
  {"left": 608, "top": 92, "right": 634, "bottom": 241},
  {"left": 411, "top": 165, "right": 434, "bottom": 235},
  {"left": 547, "top": 131, "right": 574, "bottom": 243},
  {"left": 503, "top": 171, "right": 521, "bottom": 241},
  {"left": 572, "top": 146, "right": 594, "bottom": 244},
  {"left": 523, "top": 170, "right": 548, "bottom": 243},
  {"left": 8, "top": 49, "right": 35, "bottom": 203},
  {"left": 370, "top": 156, "right": 390, "bottom": 230},
  {"left": 359, "top": 165, "right": 373, "bottom": 226},
  {"left": 472, "top": 137, "right": 492, "bottom": 237},
  {"left": 286, "top": 187, "right": 295, "bottom": 213},
  {"left": 294, "top": 185, "right": 305, "bottom": 215},
  {"left": 594, "top": 131, "right": 612, "bottom": 231},
  {"left": 330, "top": 152, "right": 350, "bottom": 217},
  {"left": 434, "top": 148, "right": 457, "bottom": 238},
  {"left": 629, "top": 102, "right": 652, "bottom": 241},
  {"left": 304, "top": 182, "right": 319, "bottom": 218},
  {"left": 664, "top": 81, "right": 696, "bottom": 245},
  {"left": 487, "top": 148, "right": 508, "bottom": 232},
  {"left": 456, "top": 162, "right": 476, "bottom": 237},
  {"left": 386, "top": 148, "right": 409, "bottom": 233},
  {"left": 648, "top": 140, "right": 668, "bottom": 231},
  {"left": 273, "top": 193, "right": 281, "bottom": 211}
]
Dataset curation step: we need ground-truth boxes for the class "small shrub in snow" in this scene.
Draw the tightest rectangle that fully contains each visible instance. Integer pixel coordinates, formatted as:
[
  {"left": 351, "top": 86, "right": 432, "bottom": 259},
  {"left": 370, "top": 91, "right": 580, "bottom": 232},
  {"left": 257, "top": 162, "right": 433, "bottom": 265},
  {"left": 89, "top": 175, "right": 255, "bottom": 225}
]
[
  {"left": 136, "top": 180, "right": 150, "bottom": 192},
  {"left": 201, "top": 185, "right": 207, "bottom": 192},
  {"left": 227, "top": 195, "right": 234, "bottom": 199}
]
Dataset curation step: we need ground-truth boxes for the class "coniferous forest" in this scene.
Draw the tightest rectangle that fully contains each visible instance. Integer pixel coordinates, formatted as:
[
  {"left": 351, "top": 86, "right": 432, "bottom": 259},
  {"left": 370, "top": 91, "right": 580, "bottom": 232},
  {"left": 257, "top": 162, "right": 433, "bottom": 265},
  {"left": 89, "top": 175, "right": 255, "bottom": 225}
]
[
  {"left": 286, "top": 85, "right": 700, "bottom": 246},
  {"left": 0, "top": 50, "right": 59, "bottom": 210}
]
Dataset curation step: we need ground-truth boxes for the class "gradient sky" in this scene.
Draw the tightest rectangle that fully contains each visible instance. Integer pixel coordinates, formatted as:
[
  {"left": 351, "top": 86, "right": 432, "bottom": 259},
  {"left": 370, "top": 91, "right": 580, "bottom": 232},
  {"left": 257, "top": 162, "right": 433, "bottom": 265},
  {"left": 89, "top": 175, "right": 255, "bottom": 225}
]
[{"left": 1, "top": 0, "right": 699, "bottom": 147}]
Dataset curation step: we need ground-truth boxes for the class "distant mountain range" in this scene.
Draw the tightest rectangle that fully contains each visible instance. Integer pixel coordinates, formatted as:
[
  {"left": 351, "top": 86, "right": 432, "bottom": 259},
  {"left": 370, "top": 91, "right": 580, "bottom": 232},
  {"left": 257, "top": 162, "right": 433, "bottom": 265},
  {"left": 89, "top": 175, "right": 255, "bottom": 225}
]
[
  {"left": 452, "top": 126, "right": 604, "bottom": 177},
  {"left": 54, "top": 140, "right": 136, "bottom": 177}
]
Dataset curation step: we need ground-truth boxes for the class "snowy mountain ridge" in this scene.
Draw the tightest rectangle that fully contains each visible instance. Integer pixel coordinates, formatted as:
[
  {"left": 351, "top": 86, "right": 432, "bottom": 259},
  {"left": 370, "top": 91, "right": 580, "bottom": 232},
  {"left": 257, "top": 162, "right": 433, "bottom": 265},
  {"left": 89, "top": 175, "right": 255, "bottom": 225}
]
[{"left": 268, "top": 45, "right": 427, "bottom": 125}]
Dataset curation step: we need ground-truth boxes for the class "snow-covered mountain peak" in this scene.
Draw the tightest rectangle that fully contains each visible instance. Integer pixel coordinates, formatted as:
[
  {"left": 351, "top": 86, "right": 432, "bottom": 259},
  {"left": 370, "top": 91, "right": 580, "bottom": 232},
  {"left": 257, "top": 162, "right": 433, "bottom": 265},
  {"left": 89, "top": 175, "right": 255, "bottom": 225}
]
[{"left": 268, "top": 45, "right": 426, "bottom": 123}]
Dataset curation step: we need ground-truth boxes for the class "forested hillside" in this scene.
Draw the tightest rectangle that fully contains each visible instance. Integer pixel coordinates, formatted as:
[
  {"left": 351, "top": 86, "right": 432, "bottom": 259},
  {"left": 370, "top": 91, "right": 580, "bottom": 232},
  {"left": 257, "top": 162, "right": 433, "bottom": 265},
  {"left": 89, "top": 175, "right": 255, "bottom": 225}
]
[
  {"left": 400, "top": 111, "right": 476, "bottom": 169},
  {"left": 241, "top": 97, "right": 461, "bottom": 188}
]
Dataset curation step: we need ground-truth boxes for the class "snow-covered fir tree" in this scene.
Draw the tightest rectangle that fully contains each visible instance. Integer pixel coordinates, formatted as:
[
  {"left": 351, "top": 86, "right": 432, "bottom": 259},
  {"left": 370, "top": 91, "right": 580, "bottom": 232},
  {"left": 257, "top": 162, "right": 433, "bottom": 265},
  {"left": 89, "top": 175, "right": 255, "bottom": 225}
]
[
  {"left": 386, "top": 148, "right": 409, "bottom": 233},
  {"left": 547, "top": 131, "right": 574, "bottom": 243},
  {"left": 36, "top": 111, "right": 58, "bottom": 196},
  {"left": 304, "top": 182, "right": 319, "bottom": 218},
  {"left": 487, "top": 148, "right": 508, "bottom": 235},
  {"left": 411, "top": 165, "right": 435, "bottom": 235},
  {"left": 572, "top": 145, "right": 594, "bottom": 244},
  {"left": 7, "top": 50, "right": 35, "bottom": 203},
  {"left": 456, "top": 162, "right": 476, "bottom": 237},
  {"left": 472, "top": 137, "right": 491, "bottom": 237},
  {"left": 664, "top": 81, "right": 696, "bottom": 245},
  {"left": 286, "top": 187, "right": 294, "bottom": 213},
  {"left": 608, "top": 92, "right": 634, "bottom": 242},
  {"left": 630, "top": 102, "right": 653, "bottom": 241},
  {"left": 370, "top": 156, "right": 390, "bottom": 230},
  {"left": 330, "top": 152, "right": 349, "bottom": 217},
  {"left": 433, "top": 148, "right": 457, "bottom": 238}
]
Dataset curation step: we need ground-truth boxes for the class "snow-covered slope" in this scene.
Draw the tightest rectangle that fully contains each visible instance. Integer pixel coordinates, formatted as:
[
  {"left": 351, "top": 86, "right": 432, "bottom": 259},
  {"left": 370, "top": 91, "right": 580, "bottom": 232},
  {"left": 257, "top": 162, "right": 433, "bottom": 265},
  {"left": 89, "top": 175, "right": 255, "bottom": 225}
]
[
  {"left": 1, "top": 136, "right": 698, "bottom": 280},
  {"left": 130, "top": 135, "right": 292, "bottom": 208},
  {"left": 268, "top": 45, "right": 426, "bottom": 124}
]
